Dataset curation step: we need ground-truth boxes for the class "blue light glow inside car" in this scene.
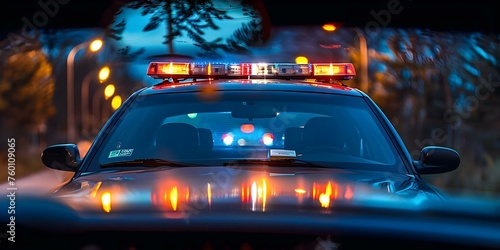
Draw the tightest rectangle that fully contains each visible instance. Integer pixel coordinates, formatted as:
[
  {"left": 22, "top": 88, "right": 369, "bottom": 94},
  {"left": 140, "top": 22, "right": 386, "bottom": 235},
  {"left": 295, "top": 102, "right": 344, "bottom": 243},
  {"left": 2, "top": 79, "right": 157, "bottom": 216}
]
[
  {"left": 262, "top": 133, "right": 274, "bottom": 146},
  {"left": 221, "top": 127, "right": 275, "bottom": 147},
  {"left": 222, "top": 133, "right": 234, "bottom": 146}
]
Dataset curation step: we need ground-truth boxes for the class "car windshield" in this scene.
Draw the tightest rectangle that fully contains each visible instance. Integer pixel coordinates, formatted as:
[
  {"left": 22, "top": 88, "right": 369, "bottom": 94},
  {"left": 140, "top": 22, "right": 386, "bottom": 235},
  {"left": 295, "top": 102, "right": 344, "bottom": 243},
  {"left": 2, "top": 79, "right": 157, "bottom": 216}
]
[{"left": 89, "top": 86, "right": 404, "bottom": 172}]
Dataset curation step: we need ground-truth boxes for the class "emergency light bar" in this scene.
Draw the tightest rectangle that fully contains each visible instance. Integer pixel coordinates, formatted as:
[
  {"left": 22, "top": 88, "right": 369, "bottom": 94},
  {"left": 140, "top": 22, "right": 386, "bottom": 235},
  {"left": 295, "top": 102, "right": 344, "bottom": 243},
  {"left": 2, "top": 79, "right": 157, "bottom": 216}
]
[{"left": 147, "top": 62, "right": 356, "bottom": 80}]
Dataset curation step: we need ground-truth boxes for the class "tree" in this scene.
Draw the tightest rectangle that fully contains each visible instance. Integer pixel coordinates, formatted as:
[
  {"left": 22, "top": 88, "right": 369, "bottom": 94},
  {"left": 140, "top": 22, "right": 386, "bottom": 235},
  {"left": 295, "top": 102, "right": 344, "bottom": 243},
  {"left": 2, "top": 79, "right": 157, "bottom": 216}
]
[
  {"left": 224, "top": 0, "right": 267, "bottom": 55},
  {"left": 367, "top": 29, "right": 468, "bottom": 149},
  {"left": 0, "top": 50, "right": 56, "bottom": 128},
  {"left": 457, "top": 33, "right": 500, "bottom": 125},
  {"left": 109, "top": 0, "right": 233, "bottom": 58},
  {"left": 0, "top": 40, "right": 56, "bottom": 147}
]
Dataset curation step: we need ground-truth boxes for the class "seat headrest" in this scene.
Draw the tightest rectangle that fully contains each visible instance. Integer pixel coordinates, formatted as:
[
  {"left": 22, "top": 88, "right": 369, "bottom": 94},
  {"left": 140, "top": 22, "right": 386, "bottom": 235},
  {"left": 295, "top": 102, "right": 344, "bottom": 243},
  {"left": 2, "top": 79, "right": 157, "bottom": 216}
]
[
  {"left": 197, "top": 128, "right": 213, "bottom": 151},
  {"left": 302, "top": 116, "right": 341, "bottom": 148},
  {"left": 156, "top": 123, "right": 199, "bottom": 159},
  {"left": 284, "top": 127, "right": 303, "bottom": 151}
]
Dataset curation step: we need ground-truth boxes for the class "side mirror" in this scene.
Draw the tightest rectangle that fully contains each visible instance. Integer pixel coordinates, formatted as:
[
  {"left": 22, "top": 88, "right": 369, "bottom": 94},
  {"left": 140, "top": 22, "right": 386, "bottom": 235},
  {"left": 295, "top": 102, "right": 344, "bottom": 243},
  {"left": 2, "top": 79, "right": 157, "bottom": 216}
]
[
  {"left": 414, "top": 146, "right": 460, "bottom": 174},
  {"left": 41, "top": 144, "right": 82, "bottom": 172}
]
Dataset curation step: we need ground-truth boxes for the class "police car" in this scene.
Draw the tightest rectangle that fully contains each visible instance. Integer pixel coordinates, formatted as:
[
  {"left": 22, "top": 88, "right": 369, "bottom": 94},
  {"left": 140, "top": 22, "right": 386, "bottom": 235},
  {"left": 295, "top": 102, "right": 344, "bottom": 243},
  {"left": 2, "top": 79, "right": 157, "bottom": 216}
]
[
  {"left": 21, "top": 60, "right": 478, "bottom": 249},
  {"left": 43, "top": 60, "right": 459, "bottom": 174}
]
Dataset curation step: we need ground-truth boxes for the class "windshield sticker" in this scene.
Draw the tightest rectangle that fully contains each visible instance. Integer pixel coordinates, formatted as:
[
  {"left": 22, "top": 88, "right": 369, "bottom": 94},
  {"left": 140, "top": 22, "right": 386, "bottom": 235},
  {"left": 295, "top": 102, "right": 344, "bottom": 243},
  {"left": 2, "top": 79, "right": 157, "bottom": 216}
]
[{"left": 108, "top": 149, "right": 134, "bottom": 158}]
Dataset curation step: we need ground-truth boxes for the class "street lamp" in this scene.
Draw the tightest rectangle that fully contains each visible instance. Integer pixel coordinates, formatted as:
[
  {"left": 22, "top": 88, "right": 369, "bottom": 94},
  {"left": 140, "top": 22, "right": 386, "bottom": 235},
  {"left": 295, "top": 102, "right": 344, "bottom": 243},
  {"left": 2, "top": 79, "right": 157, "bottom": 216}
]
[
  {"left": 81, "top": 66, "right": 110, "bottom": 134},
  {"left": 92, "top": 84, "right": 116, "bottom": 131},
  {"left": 104, "top": 84, "right": 115, "bottom": 99},
  {"left": 98, "top": 66, "right": 110, "bottom": 82},
  {"left": 321, "top": 24, "right": 369, "bottom": 94},
  {"left": 67, "top": 38, "right": 103, "bottom": 142},
  {"left": 353, "top": 27, "right": 368, "bottom": 94},
  {"left": 111, "top": 95, "right": 122, "bottom": 111},
  {"left": 295, "top": 56, "right": 309, "bottom": 64}
]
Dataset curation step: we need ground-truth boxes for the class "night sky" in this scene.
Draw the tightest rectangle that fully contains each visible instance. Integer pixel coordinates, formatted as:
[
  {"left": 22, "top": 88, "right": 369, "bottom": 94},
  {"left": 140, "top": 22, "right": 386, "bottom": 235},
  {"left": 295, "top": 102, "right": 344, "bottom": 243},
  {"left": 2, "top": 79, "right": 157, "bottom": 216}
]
[{"left": 1, "top": 0, "right": 499, "bottom": 38}]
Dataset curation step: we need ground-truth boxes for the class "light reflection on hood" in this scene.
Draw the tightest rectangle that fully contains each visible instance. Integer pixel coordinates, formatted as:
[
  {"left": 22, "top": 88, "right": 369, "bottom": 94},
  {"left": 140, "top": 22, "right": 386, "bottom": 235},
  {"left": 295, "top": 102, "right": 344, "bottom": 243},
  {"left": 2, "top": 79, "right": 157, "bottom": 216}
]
[{"left": 52, "top": 167, "right": 433, "bottom": 215}]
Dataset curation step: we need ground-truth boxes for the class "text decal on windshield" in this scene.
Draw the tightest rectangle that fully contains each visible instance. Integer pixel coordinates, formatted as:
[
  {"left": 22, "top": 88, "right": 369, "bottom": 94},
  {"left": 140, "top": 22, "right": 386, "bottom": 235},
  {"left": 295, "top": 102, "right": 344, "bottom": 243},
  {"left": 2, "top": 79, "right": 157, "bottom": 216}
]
[{"left": 108, "top": 149, "right": 134, "bottom": 158}]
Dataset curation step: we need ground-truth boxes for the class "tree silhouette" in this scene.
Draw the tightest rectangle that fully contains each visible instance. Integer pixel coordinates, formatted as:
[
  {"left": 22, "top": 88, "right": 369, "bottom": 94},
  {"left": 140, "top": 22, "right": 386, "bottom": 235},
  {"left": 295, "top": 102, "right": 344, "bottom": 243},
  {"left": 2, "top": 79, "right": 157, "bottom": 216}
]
[
  {"left": 109, "top": 0, "right": 233, "bottom": 58},
  {"left": 350, "top": 28, "right": 500, "bottom": 192},
  {"left": 107, "top": 9, "right": 126, "bottom": 41},
  {"left": 457, "top": 33, "right": 500, "bottom": 126},
  {"left": 0, "top": 37, "right": 56, "bottom": 153},
  {"left": 367, "top": 29, "right": 470, "bottom": 149},
  {"left": 0, "top": 50, "right": 55, "bottom": 129},
  {"left": 224, "top": 0, "right": 266, "bottom": 55}
]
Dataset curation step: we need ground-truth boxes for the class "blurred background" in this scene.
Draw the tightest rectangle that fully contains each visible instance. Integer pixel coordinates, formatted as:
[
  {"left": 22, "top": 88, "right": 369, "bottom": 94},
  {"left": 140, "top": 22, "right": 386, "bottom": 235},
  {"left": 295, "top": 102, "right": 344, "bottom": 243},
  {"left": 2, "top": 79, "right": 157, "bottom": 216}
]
[{"left": 0, "top": 0, "right": 499, "bottom": 196}]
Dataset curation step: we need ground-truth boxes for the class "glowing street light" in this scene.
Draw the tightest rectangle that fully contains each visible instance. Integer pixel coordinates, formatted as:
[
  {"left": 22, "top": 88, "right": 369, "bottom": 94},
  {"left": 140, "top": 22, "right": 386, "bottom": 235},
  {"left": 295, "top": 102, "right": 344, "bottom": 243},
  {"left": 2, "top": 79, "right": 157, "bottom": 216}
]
[
  {"left": 81, "top": 66, "right": 110, "bottom": 134},
  {"left": 104, "top": 84, "right": 115, "bottom": 99},
  {"left": 295, "top": 56, "right": 308, "bottom": 64},
  {"left": 98, "top": 66, "right": 110, "bottom": 83},
  {"left": 111, "top": 95, "right": 122, "bottom": 110},
  {"left": 67, "top": 38, "right": 103, "bottom": 142},
  {"left": 322, "top": 23, "right": 337, "bottom": 32},
  {"left": 90, "top": 40, "right": 103, "bottom": 52}
]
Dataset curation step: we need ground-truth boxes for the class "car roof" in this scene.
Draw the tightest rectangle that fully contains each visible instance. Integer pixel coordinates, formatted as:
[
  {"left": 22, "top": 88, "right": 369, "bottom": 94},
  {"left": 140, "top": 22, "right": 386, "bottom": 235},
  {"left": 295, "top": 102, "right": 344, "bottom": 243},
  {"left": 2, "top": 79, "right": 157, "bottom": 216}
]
[{"left": 138, "top": 79, "right": 365, "bottom": 97}]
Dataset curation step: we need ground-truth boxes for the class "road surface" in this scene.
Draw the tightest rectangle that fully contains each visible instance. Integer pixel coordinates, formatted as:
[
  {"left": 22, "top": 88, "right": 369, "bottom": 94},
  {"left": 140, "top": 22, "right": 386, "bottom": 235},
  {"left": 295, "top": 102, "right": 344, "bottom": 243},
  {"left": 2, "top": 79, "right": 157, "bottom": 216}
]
[{"left": 0, "top": 169, "right": 73, "bottom": 195}]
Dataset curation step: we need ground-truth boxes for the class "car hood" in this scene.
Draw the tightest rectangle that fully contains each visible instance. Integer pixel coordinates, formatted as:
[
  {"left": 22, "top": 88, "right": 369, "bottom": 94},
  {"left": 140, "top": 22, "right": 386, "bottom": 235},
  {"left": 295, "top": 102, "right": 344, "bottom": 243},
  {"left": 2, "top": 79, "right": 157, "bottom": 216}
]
[
  {"left": 50, "top": 166, "right": 439, "bottom": 214},
  {"left": 5, "top": 166, "right": 500, "bottom": 249}
]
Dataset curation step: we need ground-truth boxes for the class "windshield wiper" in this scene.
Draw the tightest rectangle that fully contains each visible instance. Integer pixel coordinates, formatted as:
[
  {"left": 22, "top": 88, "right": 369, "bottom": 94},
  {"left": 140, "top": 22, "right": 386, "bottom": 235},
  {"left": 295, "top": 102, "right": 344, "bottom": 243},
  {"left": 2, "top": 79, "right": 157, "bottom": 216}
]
[
  {"left": 101, "top": 158, "right": 194, "bottom": 168},
  {"left": 223, "top": 159, "right": 336, "bottom": 169}
]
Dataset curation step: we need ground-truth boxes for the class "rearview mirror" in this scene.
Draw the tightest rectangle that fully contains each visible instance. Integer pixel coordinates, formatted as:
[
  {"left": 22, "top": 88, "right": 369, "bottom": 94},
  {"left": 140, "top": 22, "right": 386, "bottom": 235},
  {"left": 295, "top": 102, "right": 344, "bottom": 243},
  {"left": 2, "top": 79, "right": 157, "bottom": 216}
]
[
  {"left": 414, "top": 146, "right": 460, "bottom": 174},
  {"left": 41, "top": 144, "right": 82, "bottom": 172}
]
